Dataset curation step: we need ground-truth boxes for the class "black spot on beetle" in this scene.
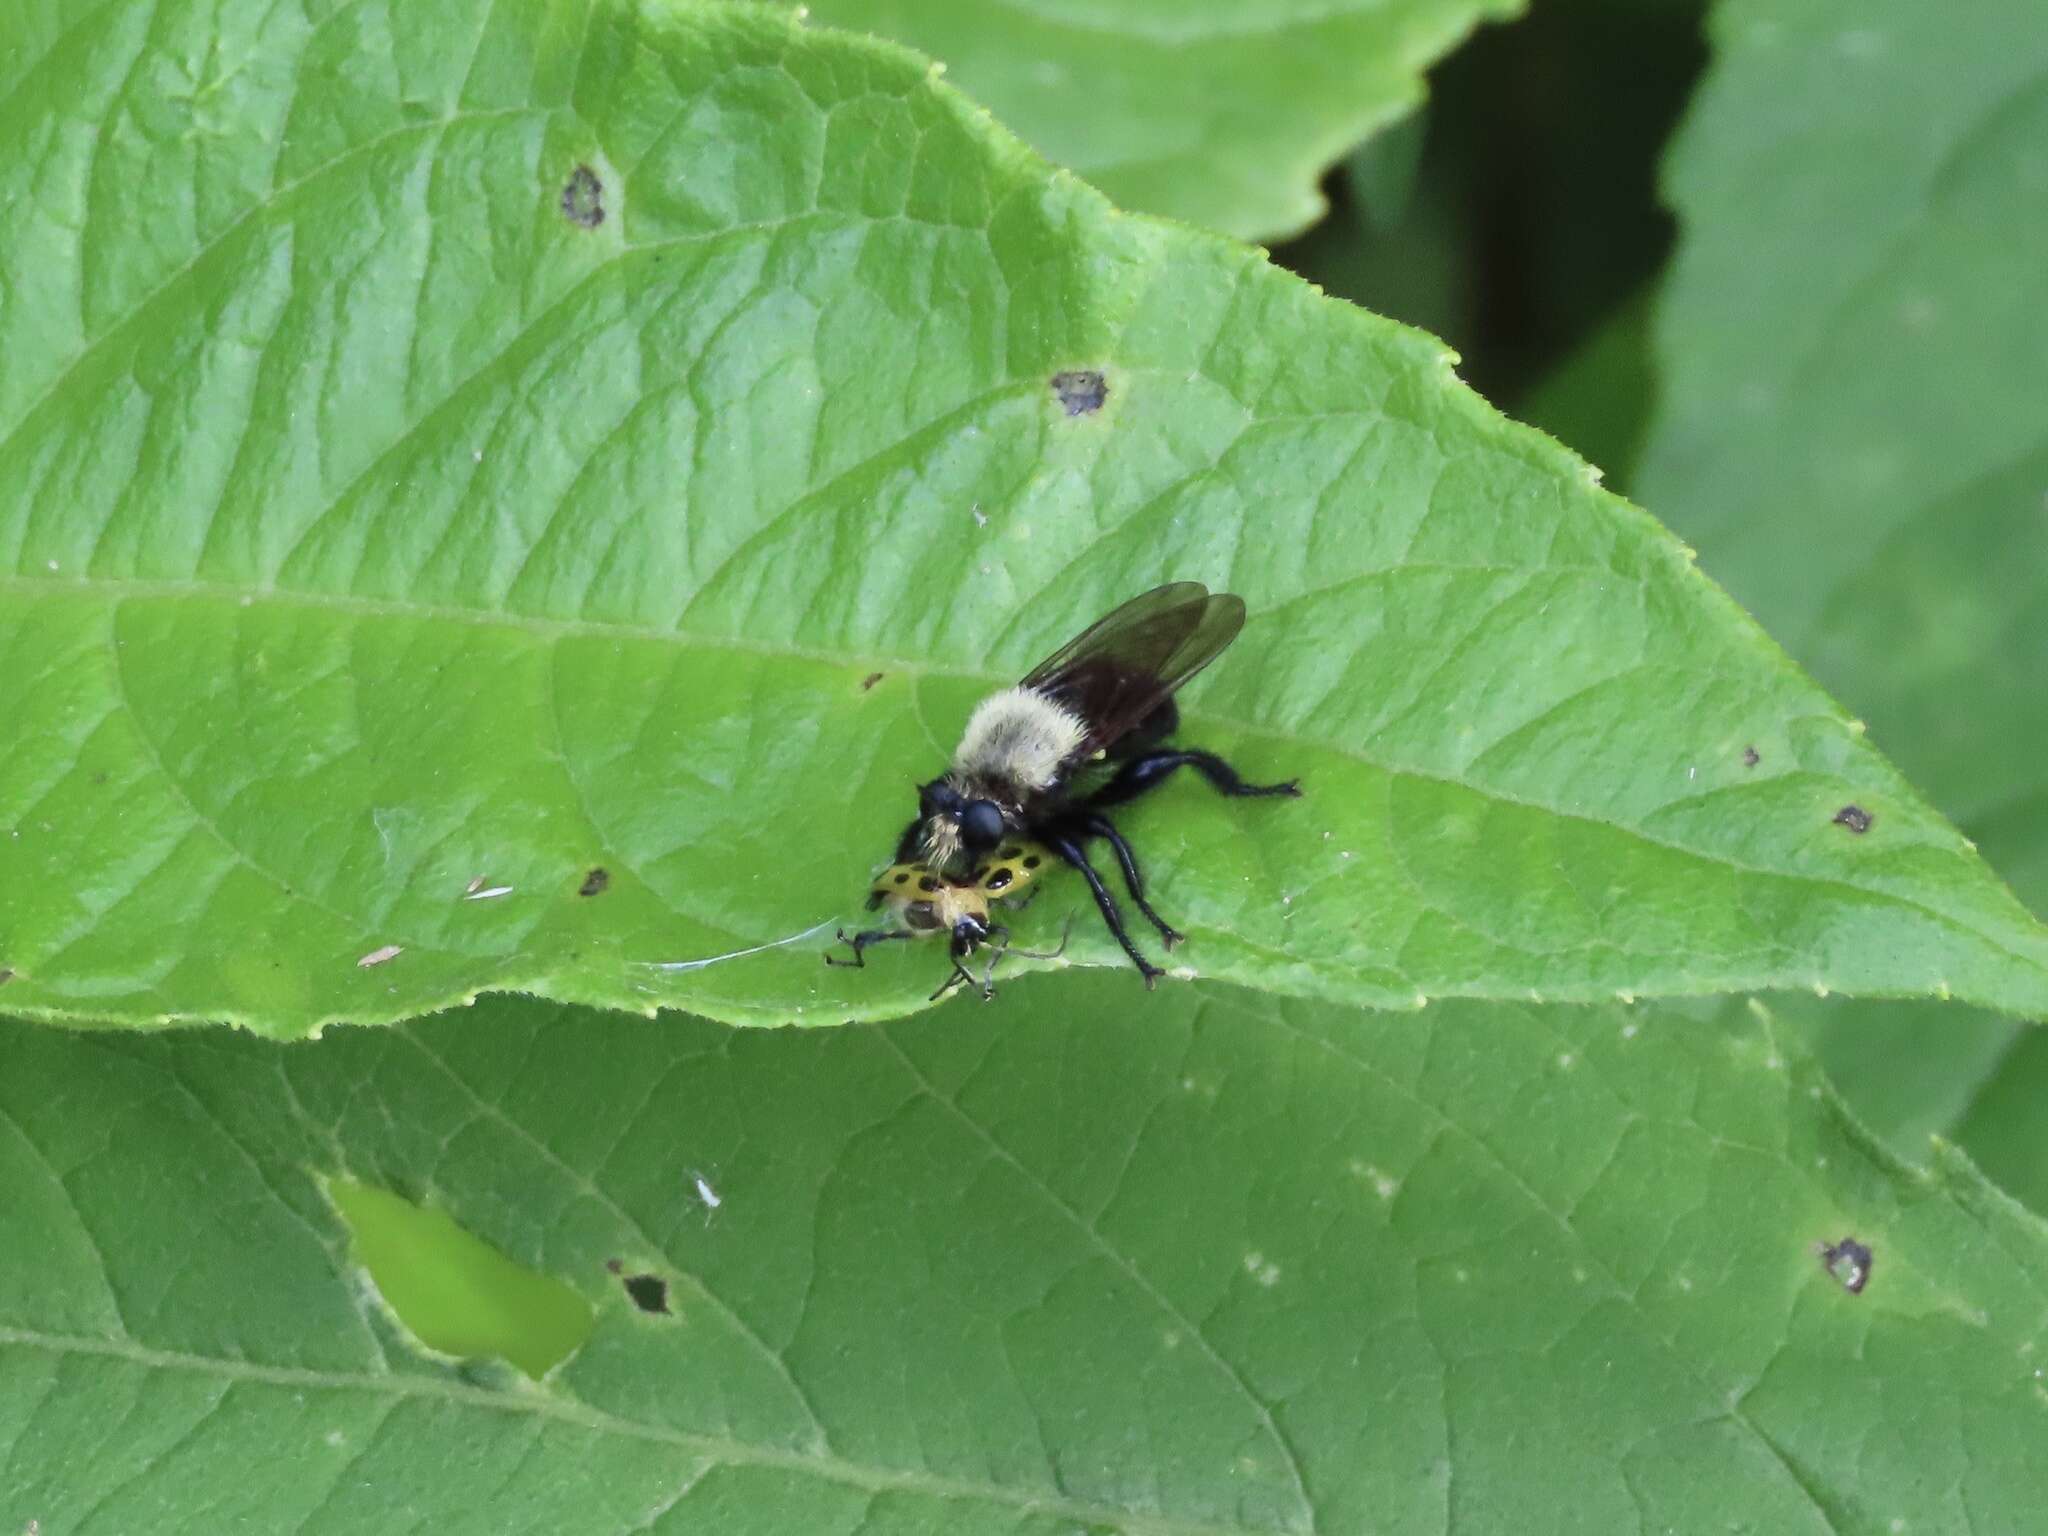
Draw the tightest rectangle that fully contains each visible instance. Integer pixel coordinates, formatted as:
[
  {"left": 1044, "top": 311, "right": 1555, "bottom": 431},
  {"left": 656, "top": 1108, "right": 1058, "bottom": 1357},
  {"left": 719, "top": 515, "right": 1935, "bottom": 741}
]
[
  {"left": 860, "top": 671, "right": 884, "bottom": 691},
  {"left": 917, "top": 875, "right": 938, "bottom": 892},
  {"left": 985, "top": 868, "right": 1013, "bottom": 891},
  {"left": 1022, "top": 855, "right": 1041, "bottom": 870},
  {"left": 893, "top": 871, "right": 911, "bottom": 885},
  {"left": 1833, "top": 804, "right": 1873, "bottom": 834},
  {"left": 1818, "top": 1237, "right": 1872, "bottom": 1295},
  {"left": 561, "top": 164, "right": 604, "bottom": 229},
  {"left": 620, "top": 1272, "right": 670, "bottom": 1314},
  {"left": 1742, "top": 746, "right": 1760, "bottom": 768},
  {"left": 1000, "top": 845, "right": 1022, "bottom": 860},
  {"left": 579, "top": 867, "right": 610, "bottom": 897},
  {"left": 1050, "top": 369, "right": 1108, "bottom": 416}
]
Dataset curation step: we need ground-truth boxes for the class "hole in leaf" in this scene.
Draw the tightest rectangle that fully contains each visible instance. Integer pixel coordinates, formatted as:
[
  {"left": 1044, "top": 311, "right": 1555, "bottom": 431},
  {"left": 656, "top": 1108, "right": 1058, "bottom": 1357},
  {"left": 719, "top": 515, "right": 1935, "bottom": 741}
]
[
  {"left": 560, "top": 165, "right": 604, "bottom": 229},
  {"left": 605, "top": 1260, "right": 671, "bottom": 1314},
  {"left": 1742, "top": 746, "right": 1760, "bottom": 768},
  {"left": 1818, "top": 1236, "right": 1872, "bottom": 1295},
  {"left": 328, "top": 1177, "right": 592, "bottom": 1377},
  {"left": 1050, "top": 369, "right": 1108, "bottom": 416},
  {"left": 860, "top": 671, "right": 884, "bottom": 691},
  {"left": 578, "top": 867, "right": 610, "bottom": 897},
  {"left": 1832, "top": 804, "right": 1873, "bottom": 834}
]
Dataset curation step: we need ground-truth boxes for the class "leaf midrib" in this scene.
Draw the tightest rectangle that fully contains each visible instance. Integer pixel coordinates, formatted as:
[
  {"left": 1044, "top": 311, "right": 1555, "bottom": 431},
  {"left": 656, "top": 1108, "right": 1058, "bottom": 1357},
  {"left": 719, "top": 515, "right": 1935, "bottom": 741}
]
[{"left": 14, "top": 571, "right": 2047, "bottom": 1006}]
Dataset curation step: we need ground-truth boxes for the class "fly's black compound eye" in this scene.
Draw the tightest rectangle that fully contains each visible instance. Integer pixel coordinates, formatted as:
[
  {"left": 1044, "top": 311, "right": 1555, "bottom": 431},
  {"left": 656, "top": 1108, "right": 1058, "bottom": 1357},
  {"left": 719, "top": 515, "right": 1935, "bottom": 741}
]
[{"left": 959, "top": 799, "right": 1005, "bottom": 854}]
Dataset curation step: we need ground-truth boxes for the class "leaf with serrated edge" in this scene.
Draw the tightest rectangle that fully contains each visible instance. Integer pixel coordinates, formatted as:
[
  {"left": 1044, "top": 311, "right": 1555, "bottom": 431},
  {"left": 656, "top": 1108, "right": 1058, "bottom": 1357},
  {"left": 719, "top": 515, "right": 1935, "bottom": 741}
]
[
  {"left": 3, "top": 983, "right": 2046, "bottom": 1532},
  {"left": 2, "top": 0, "right": 2045, "bottom": 1037},
  {"left": 1639, "top": 0, "right": 2048, "bottom": 1176}
]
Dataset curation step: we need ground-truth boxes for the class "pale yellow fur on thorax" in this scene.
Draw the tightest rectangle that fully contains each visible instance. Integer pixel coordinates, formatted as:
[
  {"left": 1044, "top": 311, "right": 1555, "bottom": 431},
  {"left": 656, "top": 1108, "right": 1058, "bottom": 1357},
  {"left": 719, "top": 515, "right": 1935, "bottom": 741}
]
[{"left": 951, "top": 686, "right": 1087, "bottom": 798}]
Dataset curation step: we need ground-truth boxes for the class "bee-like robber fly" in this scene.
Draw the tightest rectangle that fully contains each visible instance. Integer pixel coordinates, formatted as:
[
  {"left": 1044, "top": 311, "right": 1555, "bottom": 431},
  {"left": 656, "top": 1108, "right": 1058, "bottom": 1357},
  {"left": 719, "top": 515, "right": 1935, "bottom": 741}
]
[
  {"left": 826, "top": 842, "right": 1067, "bottom": 1001},
  {"left": 884, "top": 581, "right": 1299, "bottom": 987}
]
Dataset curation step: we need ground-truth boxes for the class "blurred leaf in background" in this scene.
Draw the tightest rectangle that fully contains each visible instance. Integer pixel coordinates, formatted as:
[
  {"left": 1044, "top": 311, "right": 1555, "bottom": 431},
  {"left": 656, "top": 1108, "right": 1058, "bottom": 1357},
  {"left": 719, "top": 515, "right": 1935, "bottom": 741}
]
[
  {"left": 1275, "top": 0, "right": 1707, "bottom": 426},
  {"left": 1636, "top": 0, "right": 2048, "bottom": 1205},
  {"left": 777, "top": 0, "right": 1524, "bottom": 240}
]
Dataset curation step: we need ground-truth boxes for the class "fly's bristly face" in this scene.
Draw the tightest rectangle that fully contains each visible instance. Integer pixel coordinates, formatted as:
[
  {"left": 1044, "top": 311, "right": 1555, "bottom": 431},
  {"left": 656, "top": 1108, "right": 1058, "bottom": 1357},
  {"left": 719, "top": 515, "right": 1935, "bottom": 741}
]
[{"left": 836, "top": 580, "right": 1303, "bottom": 995}]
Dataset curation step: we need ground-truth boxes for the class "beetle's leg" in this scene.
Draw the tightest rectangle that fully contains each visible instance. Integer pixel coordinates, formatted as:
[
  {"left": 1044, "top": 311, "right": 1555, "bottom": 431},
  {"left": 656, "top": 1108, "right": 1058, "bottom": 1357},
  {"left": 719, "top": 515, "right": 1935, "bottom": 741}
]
[{"left": 824, "top": 927, "right": 914, "bottom": 968}]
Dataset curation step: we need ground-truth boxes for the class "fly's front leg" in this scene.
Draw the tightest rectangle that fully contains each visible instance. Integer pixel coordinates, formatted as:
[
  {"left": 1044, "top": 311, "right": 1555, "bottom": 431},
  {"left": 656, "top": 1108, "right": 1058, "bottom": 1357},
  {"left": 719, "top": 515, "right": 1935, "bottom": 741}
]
[
  {"left": 1074, "top": 810, "right": 1183, "bottom": 949},
  {"left": 1046, "top": 834, "right": 1163, "bottom": 988}
]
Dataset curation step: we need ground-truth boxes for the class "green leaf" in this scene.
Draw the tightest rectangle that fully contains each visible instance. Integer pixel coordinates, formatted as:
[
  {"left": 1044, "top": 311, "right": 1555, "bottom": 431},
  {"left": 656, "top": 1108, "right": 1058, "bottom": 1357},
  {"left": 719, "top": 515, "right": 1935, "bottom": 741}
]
[
  {"left": 5, "top": 0, "right": 2046, "bottom": 1039},
  {"left": 774, "top": 0, "right": 1522, "bottom": 241},
  {"left": 5, "top": 983, "right": 2047, "bottom": 1532},
  {"left": 1638, "top": 0, "right": 2048, "bottom": 1161}
]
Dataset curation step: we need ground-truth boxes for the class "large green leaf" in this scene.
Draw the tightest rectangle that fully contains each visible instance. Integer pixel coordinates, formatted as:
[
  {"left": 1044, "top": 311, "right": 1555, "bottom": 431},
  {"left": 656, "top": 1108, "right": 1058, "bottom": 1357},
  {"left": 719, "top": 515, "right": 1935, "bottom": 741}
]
[
  {"left": 5, "top": 983, "right": 2046, "bottom": 1533},
  {"left": 5, "top": 0, "right": 2046, "bottom": 1039},
  {"left": 1638, "top": 0, "right": 2048, "bottom": 1170},
  {"left": 777, "top": 0, "right": 1522, "bottom": 242}
]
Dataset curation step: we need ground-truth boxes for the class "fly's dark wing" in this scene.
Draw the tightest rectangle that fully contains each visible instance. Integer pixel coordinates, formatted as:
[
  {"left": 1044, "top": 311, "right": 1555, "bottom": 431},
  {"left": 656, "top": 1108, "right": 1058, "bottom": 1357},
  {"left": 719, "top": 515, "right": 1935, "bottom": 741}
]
[{"left": 1020, "top": 582, "right": 1247, "bottom": 762}]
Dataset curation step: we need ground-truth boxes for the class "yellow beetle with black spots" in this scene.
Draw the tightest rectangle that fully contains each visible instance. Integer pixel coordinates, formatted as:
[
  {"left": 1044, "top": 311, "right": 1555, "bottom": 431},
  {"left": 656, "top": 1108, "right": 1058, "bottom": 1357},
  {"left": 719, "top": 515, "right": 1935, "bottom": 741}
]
[{"left": 826, "top": 841, "right": 1062, "bottom": 1000}]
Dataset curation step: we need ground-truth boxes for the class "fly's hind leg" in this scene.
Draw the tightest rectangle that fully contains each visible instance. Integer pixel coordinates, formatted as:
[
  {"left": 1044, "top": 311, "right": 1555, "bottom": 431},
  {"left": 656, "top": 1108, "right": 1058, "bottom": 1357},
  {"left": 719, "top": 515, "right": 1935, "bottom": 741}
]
[
  {"left": 1047, "top": 834, "right": 1163, "bottom": 988},
  {"left": 1087, "top": 748, "right": 1300, "bottom": 809}
]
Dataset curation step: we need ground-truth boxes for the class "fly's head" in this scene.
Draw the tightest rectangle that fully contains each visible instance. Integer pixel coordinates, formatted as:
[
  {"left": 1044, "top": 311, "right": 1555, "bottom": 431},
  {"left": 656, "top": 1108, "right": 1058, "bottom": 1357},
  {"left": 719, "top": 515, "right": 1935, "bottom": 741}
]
[{"left": 916, "top": 778, "right": 1007, "bottom": 875}]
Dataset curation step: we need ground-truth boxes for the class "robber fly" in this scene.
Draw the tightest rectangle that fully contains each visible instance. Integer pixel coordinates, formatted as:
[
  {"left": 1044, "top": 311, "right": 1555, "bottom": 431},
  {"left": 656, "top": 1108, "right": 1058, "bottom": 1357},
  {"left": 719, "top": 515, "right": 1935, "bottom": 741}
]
[
  {"left": 841, "top": 581, "right": 1300, "bottom": 988},
  {"left": 826, "top": 842, "right": 1067, "bottom": 1001}
]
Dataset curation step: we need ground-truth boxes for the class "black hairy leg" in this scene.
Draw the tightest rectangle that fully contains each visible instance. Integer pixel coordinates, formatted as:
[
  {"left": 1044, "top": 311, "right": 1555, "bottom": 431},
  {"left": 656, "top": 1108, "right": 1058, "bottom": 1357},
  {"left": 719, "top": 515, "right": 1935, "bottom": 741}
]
[
  {"left": 1068, "top": 809, "right": 1184, "bottom": 949},
  {"left": 825, "top": 927, "right": 915, "bottom": 968},
  {"left": 1085, "top": 747, "right": 1300, "bottom": 809},
  {"left": 1046, "top": 833, "right": 1164, "bottom": 988}
]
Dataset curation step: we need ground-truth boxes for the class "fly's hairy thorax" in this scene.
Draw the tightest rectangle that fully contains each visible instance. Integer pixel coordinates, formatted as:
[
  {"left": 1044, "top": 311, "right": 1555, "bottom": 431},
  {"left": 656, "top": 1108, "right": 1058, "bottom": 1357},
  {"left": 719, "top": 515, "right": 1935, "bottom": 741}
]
[{"left": 951, "top": 686, "right": 1088, "bottom": 802}]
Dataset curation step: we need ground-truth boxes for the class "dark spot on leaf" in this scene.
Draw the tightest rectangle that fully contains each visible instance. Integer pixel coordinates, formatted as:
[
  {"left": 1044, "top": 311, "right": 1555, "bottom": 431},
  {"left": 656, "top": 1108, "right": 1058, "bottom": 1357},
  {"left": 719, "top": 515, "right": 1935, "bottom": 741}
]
[
  {"left": 1832, "top": 804, "right": 1873, "bottom": 834},
  {"left": 579, "top": 867, "right": 609, "bottom": 897},
  {"left": 1050, "top": 369, "right": 1108, "bottom": 416},
  {"left": 1819, "top": 1237, "right": 1872, "bottom": 1295},
  {"left": 621, "top": 1273, "right": 670, "bottom": 1314},
  {"left": 1000, "top": 845, "right": 1022, "bottom": 859},
  {"left": 560, "top": 165, "right": 604, "bottom": 229},
  {"left": 604, "top": 1258, "right": 622, "bottom": 1273},
  {"left": 92, "top": 771, "right": 108, "bottom": 786},
  {"left": 861, "top": 671, "right": 884, "bottom": 691},
  {"left": 1742, "top": 746, "right": 1760, "bottom": 768},
  {"left": 0, "top": 968, "right": 13, "bottom": 986}
]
